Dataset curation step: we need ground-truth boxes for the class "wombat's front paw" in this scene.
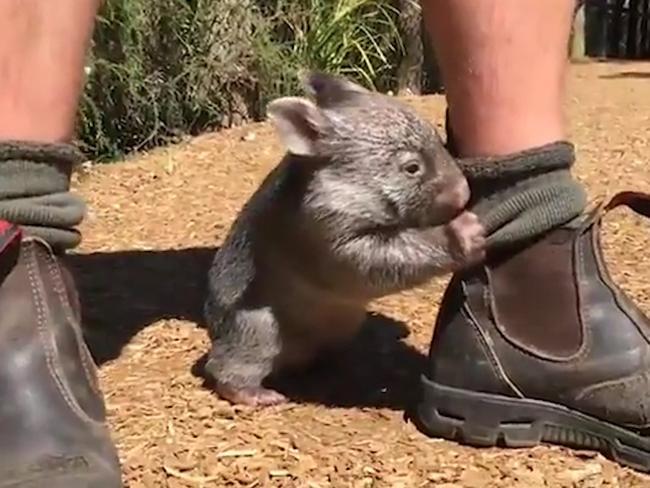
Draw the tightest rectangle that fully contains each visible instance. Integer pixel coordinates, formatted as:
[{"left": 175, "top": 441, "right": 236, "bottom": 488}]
[
  {"left": 215, "top": 381, "right": 288, "bottom": 407},
  {"left": 446, "top": 211, "right": 486, "bottom": 268}
]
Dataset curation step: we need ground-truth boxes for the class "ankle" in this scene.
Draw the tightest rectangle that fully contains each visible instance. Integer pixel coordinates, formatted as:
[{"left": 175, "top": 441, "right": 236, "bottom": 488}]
[{"left": 447, "top": 107, "right": 566, "bottom": 158}]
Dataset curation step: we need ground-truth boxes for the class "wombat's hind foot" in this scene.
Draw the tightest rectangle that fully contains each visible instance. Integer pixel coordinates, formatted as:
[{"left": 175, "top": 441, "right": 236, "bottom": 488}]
[{"left": 214, "top": 381, "right": 288, "bottom": 406}]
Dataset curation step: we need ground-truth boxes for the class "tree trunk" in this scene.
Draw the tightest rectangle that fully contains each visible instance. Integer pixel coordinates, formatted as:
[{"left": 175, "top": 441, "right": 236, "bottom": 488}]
[{"left": 396, "top": 0, "right": 423, "bottom": 95}]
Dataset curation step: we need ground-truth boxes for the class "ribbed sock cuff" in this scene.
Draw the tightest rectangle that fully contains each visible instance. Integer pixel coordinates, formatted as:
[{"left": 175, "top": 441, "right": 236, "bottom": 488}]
[
  {"left": 0, "top": 140, "right": 86, "bottom": 251},
  {"left": 457, "top": 141, "right": 588, "bottom": 251},
  {"left": 443, "top": 110, "right": 587, "bottom": 251}
]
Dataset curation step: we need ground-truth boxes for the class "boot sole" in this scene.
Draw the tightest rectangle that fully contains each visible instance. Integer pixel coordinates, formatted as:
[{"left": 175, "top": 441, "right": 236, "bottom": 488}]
[{"left": 416, "top": 376, "right": 650, "bottom": 473}]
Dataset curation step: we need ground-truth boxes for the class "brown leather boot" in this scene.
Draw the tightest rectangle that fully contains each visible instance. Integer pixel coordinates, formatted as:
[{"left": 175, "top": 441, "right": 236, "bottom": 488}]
[
  {"left": 0, "top": 220, "right": 122, "bottom": 487},
  {"left": 416, "top": 191, "right": 650, "bottom": 472}
]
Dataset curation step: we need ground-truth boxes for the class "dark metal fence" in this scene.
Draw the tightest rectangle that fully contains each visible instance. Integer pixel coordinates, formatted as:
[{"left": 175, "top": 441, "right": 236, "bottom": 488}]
[{"left": 585, "top": 0, "right": 650, "bottom": 58}]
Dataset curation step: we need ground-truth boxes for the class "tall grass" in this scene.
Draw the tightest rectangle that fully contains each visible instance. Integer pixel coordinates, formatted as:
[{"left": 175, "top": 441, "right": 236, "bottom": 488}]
[
  {"left": 254, "top": 0, "right": 403, "bottom": 96},
  {"left": 76, "top": 0, "right": 404, "bottom": 161}
]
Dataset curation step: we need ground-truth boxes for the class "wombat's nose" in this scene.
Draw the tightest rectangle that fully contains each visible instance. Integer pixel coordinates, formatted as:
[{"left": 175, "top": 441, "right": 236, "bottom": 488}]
[{"left": 437, "top": 177, "right": 470, "bottom": 214}]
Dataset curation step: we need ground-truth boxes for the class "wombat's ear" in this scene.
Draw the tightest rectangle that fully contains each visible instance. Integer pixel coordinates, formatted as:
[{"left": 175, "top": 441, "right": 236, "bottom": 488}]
[
  {"left": 302, "top": 71, "right": 369, "bottom": 108},
  {"left": 266, "top": 96, "right": 329, "bottom": 156}
]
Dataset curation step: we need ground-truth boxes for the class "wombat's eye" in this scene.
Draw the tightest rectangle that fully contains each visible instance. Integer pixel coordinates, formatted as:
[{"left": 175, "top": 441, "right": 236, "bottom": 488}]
[{"left": 402, "top": 161, "right": 422, "bottom": 176}]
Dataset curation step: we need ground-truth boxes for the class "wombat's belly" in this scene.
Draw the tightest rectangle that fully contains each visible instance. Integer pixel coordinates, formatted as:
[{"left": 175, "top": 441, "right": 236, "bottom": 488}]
[{"left": 260, "top": 266, "right": 368, "bottom": 367}]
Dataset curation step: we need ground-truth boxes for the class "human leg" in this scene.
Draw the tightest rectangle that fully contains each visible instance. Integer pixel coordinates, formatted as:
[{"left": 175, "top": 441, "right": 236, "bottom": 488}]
[
  {"left": 423, "top": 0, "right": 572, "bottom": 157},
  {"left": 0, "top": 1, "right": 122, "bottom": 486},
  {"left": 415, "top": 0, "right": 650, "bottom": 471}
]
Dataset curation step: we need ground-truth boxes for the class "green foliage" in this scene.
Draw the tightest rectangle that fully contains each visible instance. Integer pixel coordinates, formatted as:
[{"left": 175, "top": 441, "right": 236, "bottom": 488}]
[
  {"left": 254, "top": 0, "right": 404, "bottom": 96},
  {"left": 76, "top": 0, "right": 405, "bottom": 161}
]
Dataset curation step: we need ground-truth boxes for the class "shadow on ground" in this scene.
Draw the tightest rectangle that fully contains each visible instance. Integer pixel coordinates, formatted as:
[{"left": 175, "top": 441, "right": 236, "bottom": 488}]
[
  {"left": 278, "top": 313, "right": 427, "bottom": 410},
  {"left": 191, "top": 312, "right": 426, "bottom": 411},
  {"left": 66, "top": 247, "right": 427, "bottom": 411},
  {"left": 599, "top": 71, "right": 650, "bottom": 79},
  {"left": 66, "top": 246, "right": 216, "bottom": 364}
]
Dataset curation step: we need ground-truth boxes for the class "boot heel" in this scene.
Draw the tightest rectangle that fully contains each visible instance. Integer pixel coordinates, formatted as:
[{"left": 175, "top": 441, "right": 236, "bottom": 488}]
[{"left": 417, "top": 375, "right": 546, "bottom": 448}]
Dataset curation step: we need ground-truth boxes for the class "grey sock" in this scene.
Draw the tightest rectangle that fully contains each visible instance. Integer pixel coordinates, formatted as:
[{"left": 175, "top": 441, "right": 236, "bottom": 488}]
[
  {"left": 455, "top": 141, "right": 588, "bottom": 251},
  {"left": 0, "top": 140, "right": 86, "bottom": 251}
]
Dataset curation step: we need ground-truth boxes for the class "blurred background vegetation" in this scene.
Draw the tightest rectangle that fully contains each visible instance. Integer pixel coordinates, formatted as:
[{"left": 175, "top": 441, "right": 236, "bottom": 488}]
[
  {"left": 75, "top": 0, "right": 644, "bottom": 161},
  {"left": 77, "top": 0, "right": 432, "bottom": 161}
]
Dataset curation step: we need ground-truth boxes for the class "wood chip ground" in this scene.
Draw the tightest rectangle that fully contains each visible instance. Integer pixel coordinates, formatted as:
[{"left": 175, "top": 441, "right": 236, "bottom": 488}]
[{"left": 69, "top": 61, "right": 650, "bottom": 487}]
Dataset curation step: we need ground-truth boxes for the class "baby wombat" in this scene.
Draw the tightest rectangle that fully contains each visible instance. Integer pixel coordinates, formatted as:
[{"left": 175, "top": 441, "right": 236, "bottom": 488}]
[{"left": 203, "top": 71, "right": 485, "bottom": 406}]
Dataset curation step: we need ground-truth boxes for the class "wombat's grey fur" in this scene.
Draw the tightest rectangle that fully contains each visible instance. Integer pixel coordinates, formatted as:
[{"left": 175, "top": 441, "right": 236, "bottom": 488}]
[{"left": 203, "top": 72, "right": 485, "bottom": 406}]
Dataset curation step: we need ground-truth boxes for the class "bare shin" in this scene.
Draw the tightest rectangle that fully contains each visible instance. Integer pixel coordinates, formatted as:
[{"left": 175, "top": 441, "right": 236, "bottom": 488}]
[
  {"left": 0, "top": 0, "right": 101, "bottom": 143},
  {"left": 421, "top": 0, "right": 575, "bottom": 157}
]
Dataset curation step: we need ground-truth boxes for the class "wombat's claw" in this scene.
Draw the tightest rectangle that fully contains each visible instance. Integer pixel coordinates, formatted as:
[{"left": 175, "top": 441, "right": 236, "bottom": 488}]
[{"left": 215, "top": 382, "right": 288, "bottom": 407}]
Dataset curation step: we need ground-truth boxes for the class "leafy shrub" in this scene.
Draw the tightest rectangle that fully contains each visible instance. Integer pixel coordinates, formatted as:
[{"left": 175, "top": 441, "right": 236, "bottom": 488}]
[{"left": 76, "top": 0, "right": 404, "bottom": 161}]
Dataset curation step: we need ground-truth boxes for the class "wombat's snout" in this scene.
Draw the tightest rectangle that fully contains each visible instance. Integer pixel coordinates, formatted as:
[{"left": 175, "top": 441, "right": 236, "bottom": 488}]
[{"left": 435, "top": 177, "right": 470, "bottom": 216}]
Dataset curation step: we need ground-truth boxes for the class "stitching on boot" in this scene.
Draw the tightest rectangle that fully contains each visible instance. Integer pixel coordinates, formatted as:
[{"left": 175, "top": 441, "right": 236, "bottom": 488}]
[
  {"left": 44, "top": 252, "right": 102, "bottom": 399},
  {"left": 25, "top": 240, "right": 102, "bottom": 426},
  {"left": 26, "top": 242, "right": 81, "bottom": 414},
  {"left": 464, "top": 305, "right": 524, "bottom": 398},
  {"left": 573, "top": 231, "right": 592, "bottom": 362},
  {"left": 584, "top": 209, "right": 650, "bottom": 345},
  {"left": 461, "top": 278, "right": 525, "bottom": 397}
]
